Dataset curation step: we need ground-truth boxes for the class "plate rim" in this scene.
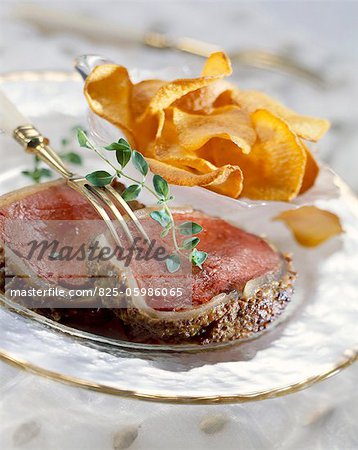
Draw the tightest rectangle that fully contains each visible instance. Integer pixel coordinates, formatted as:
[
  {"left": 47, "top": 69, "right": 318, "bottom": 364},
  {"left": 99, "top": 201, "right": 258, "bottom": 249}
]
[
  {"left": 0, "top": 70, "right": 357, "bottom": 403},
  {"left": 0, "top": 347, "right": 356, "bottom": 404}
]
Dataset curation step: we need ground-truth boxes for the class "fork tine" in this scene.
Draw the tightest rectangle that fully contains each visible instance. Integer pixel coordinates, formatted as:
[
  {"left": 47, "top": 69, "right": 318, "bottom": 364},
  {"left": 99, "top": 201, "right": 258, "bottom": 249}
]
[
  {"left": 76, "top": 185, "right": 124, "bottom": 248},
  {"left": 105, "top": 185, "right": 150, "bottom": 242},
  {"left": 86, "top": 185, "right": 135, "bottom": 244}
]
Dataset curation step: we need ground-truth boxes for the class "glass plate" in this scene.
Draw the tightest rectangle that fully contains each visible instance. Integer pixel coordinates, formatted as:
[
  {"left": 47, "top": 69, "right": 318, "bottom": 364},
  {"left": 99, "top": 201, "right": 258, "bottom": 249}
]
[{"left": 0, "top": 71, "right": 357, "bottom": 404}]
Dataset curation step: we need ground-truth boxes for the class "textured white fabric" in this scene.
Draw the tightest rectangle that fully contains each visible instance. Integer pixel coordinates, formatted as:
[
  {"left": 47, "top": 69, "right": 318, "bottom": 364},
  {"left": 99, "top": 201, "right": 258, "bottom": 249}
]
[
  {"left": 0, "top": 1, "right": 357, "bottom": 449},
  {"left": 1, "top": 360, "right": 357, "bottom": 450}
]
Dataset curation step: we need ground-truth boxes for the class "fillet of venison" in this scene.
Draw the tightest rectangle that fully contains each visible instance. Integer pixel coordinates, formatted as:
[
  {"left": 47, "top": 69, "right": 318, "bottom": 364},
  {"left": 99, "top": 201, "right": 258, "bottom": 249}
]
[{"left": 0, "top": 180, "right": 295, "bottom": 344}]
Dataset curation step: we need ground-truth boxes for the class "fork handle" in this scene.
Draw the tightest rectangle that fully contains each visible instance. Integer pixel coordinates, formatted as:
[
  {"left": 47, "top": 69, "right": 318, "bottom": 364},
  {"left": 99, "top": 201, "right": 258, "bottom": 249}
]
[{"left": 14, "top": 125, "right": 73, "bottom": 180}]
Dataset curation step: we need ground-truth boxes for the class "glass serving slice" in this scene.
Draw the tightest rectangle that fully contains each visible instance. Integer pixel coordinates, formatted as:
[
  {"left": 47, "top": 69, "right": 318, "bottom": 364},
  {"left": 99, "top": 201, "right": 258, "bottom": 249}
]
[{"left": 0, "top": 71, "right": 356, "bottom": 403}]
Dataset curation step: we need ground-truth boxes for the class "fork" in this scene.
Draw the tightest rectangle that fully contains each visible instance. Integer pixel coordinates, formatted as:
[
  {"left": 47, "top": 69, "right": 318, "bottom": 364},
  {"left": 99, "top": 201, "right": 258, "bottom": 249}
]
[
  {"left": 0, "top": 89, "right": 150, "bottom": 248},
  {"left": 15, "top": 4, "right": 325, "bottom": 87}
]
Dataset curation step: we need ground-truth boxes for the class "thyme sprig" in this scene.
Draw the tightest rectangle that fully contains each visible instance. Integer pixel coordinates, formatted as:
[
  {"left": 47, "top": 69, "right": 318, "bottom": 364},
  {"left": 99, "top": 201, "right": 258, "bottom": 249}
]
[
  {"left": 21, "top": 155, "right": 52, "bottom": 184},
  {"left": 77, "top": 129, "right": 208, "bottom": 272}
]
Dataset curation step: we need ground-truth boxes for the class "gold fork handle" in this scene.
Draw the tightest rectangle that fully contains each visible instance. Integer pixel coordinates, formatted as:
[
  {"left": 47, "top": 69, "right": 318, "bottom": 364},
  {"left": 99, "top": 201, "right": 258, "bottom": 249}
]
[{"left": 13, "top": 125, "right": 73, "bottom": 180}]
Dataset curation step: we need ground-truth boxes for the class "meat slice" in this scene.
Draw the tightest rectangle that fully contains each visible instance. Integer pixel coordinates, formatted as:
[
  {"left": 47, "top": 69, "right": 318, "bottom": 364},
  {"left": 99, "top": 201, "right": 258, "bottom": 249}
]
[
  {"left": 0, "top": 180, "right": 295, "bottom": 344},
  {"left": 117, "top": 208, "right": 295, "bottom": 343}
]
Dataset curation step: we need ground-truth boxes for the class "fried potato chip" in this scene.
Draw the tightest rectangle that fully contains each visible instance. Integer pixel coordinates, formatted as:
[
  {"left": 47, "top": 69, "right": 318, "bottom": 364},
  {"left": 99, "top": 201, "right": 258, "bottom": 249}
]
[
  {"left": 201, "top": 51, "right": 232, "bottom": 77},
  {"left": 152, "top": 143, "right": 218, "bottom": 173},
  {"left": 213, "top": 89, "right": 235, "bottom": 108},
  {"left": 172, "top": 106, "right": 255, "bottom": 153},
  {"left": 138, "top": 52, "right": 232, "bottom": 137},
  {"left": 232, "top": 90, "right": 330, "bottom": 141},
  {"left": 173, "top": 80, "right": 233, "bottom": 114},
  {"left": 198, "top": 138, "right": 318, "bottom": 197},
  {"left": 141, "top": 52, "right": 231, "bottom": 116},
  {"left": 84, "top": 64, "right": 136, "bottom": 146},
  {"left": 84, "top": 53, "right": 329, "bottom": 201},
  {"left": 147, "top": 127, "right": 217, "bottom": 172},
  {"left": 143, "top": 109, "right": 178, "bottom": 158},
  {"left": 275, "top": 206, "right": 343, "bottom": 247},
  {"left": 134, "top": 115, "right": 161, "bottom": 153},
  {"left": 299, "top": 147, "right": 319, "bottom": 194},
  {"left": 131, "top": 79, "right": 166, "bottom": 118},
  {"left": 206, "top": 109, "right": 307, "bottom": 201},
  {"left": 149, "top": 135, "right": 241, "bottom": 196},
  {"left": 167, "top": 155, "right": 218, "bottom": 173},
  {"left": 147, "top": 158, "right": 243, "bottom": 198}
]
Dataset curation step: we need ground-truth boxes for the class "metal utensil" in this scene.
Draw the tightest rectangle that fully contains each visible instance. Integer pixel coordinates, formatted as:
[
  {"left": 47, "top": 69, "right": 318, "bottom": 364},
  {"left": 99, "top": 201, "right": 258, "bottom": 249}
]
[
  {"left": 14, "top": 3, "right": 325, "bottom": 86},
  {"left": 0, "top": 89, "right": 149, "bottom": 247}
]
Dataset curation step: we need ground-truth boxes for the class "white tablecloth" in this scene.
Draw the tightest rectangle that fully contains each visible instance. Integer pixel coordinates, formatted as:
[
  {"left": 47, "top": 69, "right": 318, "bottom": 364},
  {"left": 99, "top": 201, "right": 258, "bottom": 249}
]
[
  {"left": 0, "top": 1, "right": 357, "bottom": 449},
  {"left": 1, "top": 359, "right": 357, "bottom": 450}
]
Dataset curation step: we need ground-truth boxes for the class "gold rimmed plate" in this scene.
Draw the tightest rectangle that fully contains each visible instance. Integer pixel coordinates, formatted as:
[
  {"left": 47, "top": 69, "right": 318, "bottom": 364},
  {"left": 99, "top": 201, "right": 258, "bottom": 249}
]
[{"left": 0, "top": 71, "right": 357, "bottom": 403}]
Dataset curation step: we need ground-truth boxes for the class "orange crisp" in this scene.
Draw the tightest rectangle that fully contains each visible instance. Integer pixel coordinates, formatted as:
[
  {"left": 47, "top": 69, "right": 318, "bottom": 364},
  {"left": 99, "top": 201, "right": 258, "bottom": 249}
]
[
  {"left": 275, "top": 206, "right": 343, "bottom": 246},
  {"left": 84, "top": 51, "right": 330, "bottom": 200}
]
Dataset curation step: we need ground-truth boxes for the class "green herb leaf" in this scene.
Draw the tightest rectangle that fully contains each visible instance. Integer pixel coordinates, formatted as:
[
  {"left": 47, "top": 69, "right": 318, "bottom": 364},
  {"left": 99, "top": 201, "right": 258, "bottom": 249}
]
[
  {"left": 61, "top": 137, "right": 70, "bottom": 147},
  {"left": 76, "top": 128, "right": 90, "bottom": 148},
  {"left": 161, "top": 226, "right": 171, "bottom": 238},
  {"left": 85, "top": 170, "right": 113, "bottom": 187},
  {"left": 118, "top": 137, "right": 131, "bottom": 148},
  {"left": 177, "top": 221, "right": 203, "bottom": 236},
  {"left": 22, "top": 167, "right": 52, "bottom": 184},
  {"left": 104, "top": 143, "right": 120, "bottom": 151},
  {"left": 104, "top": 138, "right": 132, "bottom": 169},
  {"left": 191, "top": 248, "right": 208, "bottom": 269},
  {"left": 21, "top": 170, "right": 38, "bottom": 183},
  {"left": 122, "top": 184, "right": 141, "bottom": 201},
  {"left": 132, "top": 150, "right": 148, "bottom": 176},
  {"left": 116, "top": 148, "right": 131, "bottom": 168},
  {"left": 60, "top": 152, "right": 82, "bottom": 165},
  {"left": 40, "top": 168, "right": 52, "bottom": 178},
  {"left": 105, "top": 140, "right": 132, "bottom": 168},
  {"left": 181, "top": 237, "right": 200, "bottom": 250},
  {"left": 105, "top": 138, "right": 131, "bottom": 155},
  {"left": 166, "top": 252, "right": 181, "bottom": 273},
  {"left": 150, "top": 209, "right": 171, "bottom": 228},
  {"left": 104, "top": 139, "right": 129, "bottom": 152},
  {"left": 153, "top": 174, "right": 169, "bottom": 199}
]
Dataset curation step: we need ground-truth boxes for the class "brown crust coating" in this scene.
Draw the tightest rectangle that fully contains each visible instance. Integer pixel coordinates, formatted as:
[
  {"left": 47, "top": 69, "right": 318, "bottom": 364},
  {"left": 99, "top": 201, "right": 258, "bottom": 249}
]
[
  {"left": 117, "top": 256, "right": 295, "bottom": 344},
  {"left": 201, "top": 262, "right": 295, "bottom": 343}
]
